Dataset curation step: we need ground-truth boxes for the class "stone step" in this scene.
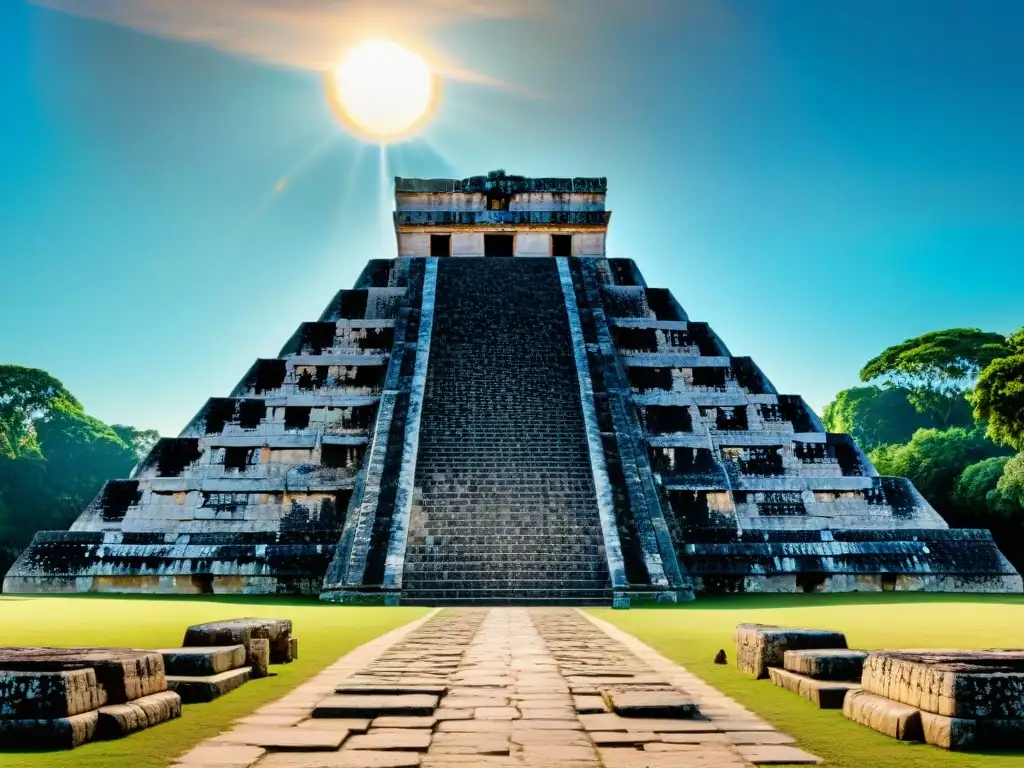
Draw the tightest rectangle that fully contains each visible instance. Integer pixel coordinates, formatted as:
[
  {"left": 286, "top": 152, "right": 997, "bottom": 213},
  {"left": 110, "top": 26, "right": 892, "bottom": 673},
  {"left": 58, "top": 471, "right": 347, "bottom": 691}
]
[
  {"left": 166, "top": 668, "right": 252, "bottom": 704},
  {"left": 156, "top": 646, "right": 246, "bottom": 677}
]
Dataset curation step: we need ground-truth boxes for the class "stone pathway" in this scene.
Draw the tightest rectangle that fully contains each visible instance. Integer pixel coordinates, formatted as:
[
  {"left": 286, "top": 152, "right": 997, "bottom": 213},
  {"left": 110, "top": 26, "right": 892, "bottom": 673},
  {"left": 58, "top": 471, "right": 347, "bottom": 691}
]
[{"left": 172, "top": 608, "right": 819, "bottom": 767}]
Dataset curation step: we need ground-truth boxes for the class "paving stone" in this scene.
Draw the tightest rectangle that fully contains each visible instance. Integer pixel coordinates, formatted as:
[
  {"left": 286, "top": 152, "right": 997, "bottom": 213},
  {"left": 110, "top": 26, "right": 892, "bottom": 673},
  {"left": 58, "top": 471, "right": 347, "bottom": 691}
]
[
  {"left": 236, "top": 714, "right": 308, "bottom": 727},
  {"left": 474, "top": 706, "right": 519, "bottom": 719},
  {"left": 373, "top": 716, "right": 437, "bottom": 728},
  {"left": 215, "top": 725, "right": 347, "bottom": 750},
  {"left": 0, "top": 668, "right": 106, "bottom": 719},
  {"left": 723, "top": 731, "right": 795, "bottom": 745},
  {"left": 783, "top": 649, "right": 868, "bottom": 682},
  {"left": 590, "top": 731, "right": 658, "bottom": 745},
  {"left": 842, "top": 688, "right": 923, "bottom": 741},
  {"left": 95, "top": 690, "right": 181, "bottom": 739},
  {"left": 429, "top": 731, "right": 509, "bottom": 754},
  {"left": 0, "top": 710, "right": 98, "bottom": 749},
  {"left": 573, "top": 694, "right": 607, "bottom": 714},
  {"left": 346, "top": 728, "right": 432, "bottom": 751},
  {"left": 580, "top": 713, "right": 719, "bottom": 733},
  {"left": 157, "top": 646, "right": 247, "bottom": 677},
  {"left": 432, "top": 708, "right": 474, "bottom": 720},
  {"left": 337, "top": 684, "right": 447, "bottom": 696},
  {"left": 173, "top": 744, "right": 266, "bottom": 767},
  {"left": 298, "top": 718, "right": 371, "bottom": 732},
  {"left": 259, "top": 753, "right": 421, "bottom": 767},
  {"left": 768, "top": 667, "right": 858, "bottom": 709},
  {"left": 313, "top": 694, "right": 439, "bottom": 718},
  {"left": 736, "top": 745, "right": 822, "bottom": 764},
  {"left": 604, "top": 690, "right": 699, "bottom": 719},
  {"left": 733, "top": 624, "right": 847, "bottom": 679},
  {"left": 168, "top": 667, "right": 251, "bottom": 703}
]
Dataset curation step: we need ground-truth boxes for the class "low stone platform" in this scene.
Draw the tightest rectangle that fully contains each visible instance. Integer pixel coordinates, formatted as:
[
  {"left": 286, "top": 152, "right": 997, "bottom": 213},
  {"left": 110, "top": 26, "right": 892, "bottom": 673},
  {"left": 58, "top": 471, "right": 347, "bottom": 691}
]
[
  {"left": 158, "top": 646, "right": 247, "bottom": 677},
  {"left": 845, "top": 650, "right": 1024, "bottom": 750},
  {"left": 0, "top": 647, "right": 180, "bottom": 750},
  {"left": 768, "top": 667, "right": 858, "bottom": 709},
  {"left": 174, "top": 608, "right": 821, "bottom": 767},
  {"left": 184, "top": 618, "right": 296, "bottom": 665},
  {"left": 734, "top": 624, "right": 848, "bottom": 679},
  {"left": 784, "top": 649, "right": 868, "bottom": 681},
  {"left": 169, "top": 668, "right": 253, "bottom": 704}
]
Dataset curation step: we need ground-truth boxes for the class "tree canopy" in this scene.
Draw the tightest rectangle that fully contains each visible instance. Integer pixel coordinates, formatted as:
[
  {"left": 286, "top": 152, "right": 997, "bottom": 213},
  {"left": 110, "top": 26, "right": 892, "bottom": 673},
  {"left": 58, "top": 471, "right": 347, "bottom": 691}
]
[
  {"left": 0, "top": 366, "right": 157, "bottom": 574},
  {"left": 859, "top": 328, "right": 1010, "bottom": 428},
  {"left": 822, "top": 385, "right": 946, "bottom": 452},
  {"left": 972, "top": 354, "right": 1024, "bottom": 450}
]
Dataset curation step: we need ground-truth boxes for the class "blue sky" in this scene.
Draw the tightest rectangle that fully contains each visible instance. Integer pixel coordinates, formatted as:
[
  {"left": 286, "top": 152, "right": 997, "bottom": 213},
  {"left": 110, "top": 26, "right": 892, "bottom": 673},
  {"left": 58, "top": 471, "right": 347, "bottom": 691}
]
[{"left": 2, "top": 0, "right": 1022, "bottom": 436}]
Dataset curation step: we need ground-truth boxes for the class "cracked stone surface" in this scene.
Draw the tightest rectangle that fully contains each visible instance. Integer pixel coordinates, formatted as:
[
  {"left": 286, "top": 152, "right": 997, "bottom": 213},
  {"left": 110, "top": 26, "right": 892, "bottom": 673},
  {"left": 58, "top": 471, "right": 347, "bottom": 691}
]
[{"left": 172, "top": 608, "right": 817, "bottom": 767}]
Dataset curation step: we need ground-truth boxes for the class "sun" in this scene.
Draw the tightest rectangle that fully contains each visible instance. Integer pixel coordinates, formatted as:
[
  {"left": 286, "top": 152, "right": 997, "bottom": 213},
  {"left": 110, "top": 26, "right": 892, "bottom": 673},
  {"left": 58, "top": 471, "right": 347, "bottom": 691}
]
[{"left": 326, "top": 40, "right": 440, "bottom": 142}]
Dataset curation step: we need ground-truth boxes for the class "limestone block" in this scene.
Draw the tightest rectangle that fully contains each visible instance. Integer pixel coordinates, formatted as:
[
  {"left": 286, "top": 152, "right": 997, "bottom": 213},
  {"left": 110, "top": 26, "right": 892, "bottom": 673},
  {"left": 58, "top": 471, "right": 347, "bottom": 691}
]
[
  {"left": 861, "top": 650, "right": 1024, "bottom": 718},
  {"left": 247, "top": 638, "right": 270, "bottom": 679},
  {"left": 95, "top": 690, "right": 182, "bottom": 739},
  {"left": 0, "top": 710, "right": 98, "bottom": 749},
  {"left": 0, "top": 647, "right": 166, "bottom": 704},
  {"left": 183, "top": 618, "right": 292, "bottom": 666},
  {"left": 842, "top": 689, "right": 923, "bottom": 741},
  {"left": 0, "top": 668, "right": 106, "bottom": 718},
  {"left": 733, "top": 624, "right": 847, "bottom": 678},
  {"left": 768, "top": 667, "right": 858, "bottom": 709},
  {"left": 783, "top": 649, "right": 868, "bottom": 681},
  {"left": 157, "top": 646, "right": 246, "bottom": 676},
  {"left": 167, "top": 668, "right": 252, "bottom": 703},
  {"left": 287, "top": 636, "right": 299, "bottom": 662},
  {"left": 602, "top": 689, "right": 699, "bottom": 718}
]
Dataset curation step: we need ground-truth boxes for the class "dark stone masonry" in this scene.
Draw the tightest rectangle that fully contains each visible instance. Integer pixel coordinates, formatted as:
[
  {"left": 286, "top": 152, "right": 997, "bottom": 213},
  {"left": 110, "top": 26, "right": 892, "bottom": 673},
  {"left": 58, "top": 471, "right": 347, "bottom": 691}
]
[{"left": 4, "top": 170, "right": 1021, "bottom": 604}]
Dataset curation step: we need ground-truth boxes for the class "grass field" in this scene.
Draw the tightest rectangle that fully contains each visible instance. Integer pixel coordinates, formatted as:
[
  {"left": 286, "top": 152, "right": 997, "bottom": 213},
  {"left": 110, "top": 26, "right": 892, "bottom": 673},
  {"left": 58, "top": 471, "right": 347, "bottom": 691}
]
[
  {"left": 594, "top": 592, "right": 1024, "bottom": 768},
  {"left": 0, "top": 594, "right": 428, "bottom": 768}
]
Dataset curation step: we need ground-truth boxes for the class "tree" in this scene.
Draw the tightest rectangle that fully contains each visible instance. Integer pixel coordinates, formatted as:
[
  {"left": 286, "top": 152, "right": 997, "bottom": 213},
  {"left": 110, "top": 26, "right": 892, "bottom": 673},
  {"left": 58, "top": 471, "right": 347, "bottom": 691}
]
[
  {"left": 111, "top": 425, "right": 160, "bottom": 461},
  {"left": 1007, "top": 326, "right": 1024, "bottom": 354},
  {"left": 859, "top": 329, "right": 1010, "bottom": 429},
  {"left": 952, "top": 456, "right": 1015, "bottom": 522},
  {"left": 972, "top": 354, "right": 1024, "bottom": 450},
  {"left": 822, "top": 385, "right": 972, "bottom": 452},
  {"left": 869, "top": 424, "right": 1012, "bottom": 516},
  {"left": 0, "top": 365, "right": 82, "bottom": 459},
  {"left": 998, "top": 453, "right": 1024, "bottom": 507}
]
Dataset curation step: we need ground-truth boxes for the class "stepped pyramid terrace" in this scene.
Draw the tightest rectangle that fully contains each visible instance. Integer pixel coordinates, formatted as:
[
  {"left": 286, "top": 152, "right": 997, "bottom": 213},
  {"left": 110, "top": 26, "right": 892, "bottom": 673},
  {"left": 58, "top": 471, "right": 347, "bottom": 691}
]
[{"left": 5, "top": 171, "right": 1021, "bottom": 605}]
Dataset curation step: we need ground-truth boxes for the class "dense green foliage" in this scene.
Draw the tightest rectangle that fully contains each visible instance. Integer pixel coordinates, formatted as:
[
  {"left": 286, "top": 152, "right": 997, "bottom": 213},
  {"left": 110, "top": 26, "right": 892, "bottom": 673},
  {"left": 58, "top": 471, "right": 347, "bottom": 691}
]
[
  {"left": 830, "top": 326, "right": 1024, "bottom": 572},
  {"left": 972, "top": 353, "right": 1024, "bottom": 449},
  {"left": 0, "top": 365, "right": 154, "bottom": 575},
  {"left": 859, "top": 328, "right": 1009, "bottom": 428},
  {"left": 821, "top": 385, "right": 970, "bottom": 452}
]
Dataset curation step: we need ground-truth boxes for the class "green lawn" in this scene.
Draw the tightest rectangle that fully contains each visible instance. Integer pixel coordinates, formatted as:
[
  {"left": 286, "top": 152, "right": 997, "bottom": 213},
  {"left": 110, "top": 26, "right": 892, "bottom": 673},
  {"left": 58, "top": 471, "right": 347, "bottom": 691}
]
[
  {"left": 593, "top": 593, "right": 1024, "bottom": 768},
  {"left": 0, "top": 594, "right": 428, "bottom": 768}
]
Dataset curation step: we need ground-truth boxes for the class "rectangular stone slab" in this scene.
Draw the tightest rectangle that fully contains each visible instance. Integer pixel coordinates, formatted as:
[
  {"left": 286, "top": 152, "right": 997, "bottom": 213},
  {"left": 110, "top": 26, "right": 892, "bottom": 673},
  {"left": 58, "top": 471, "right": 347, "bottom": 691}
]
[
  {"left": 183, "top": 618, "right": 292, "bottom": 664},
  {"left": 733, "top": 624, "right": 847, "bottom": 679},
  {"left": 0, "top": 668, "right": 106, "bottom": 718},
  {"left": 335, "top": 684, "right": 447, "bottom": 696},
  {"left": 861, "top": 650, "right": 1024, "bottom": 718},
  {"left": 842, "top": 689, "right": 923, "bottom": 741},
  {"left": 602, "top": 690, "right": 699, "bottom": 719},
  {"left": 0, "top": 710, "right": 98, "bottom": 750},
  {"left": 0, "top": 647, "right": 166, "bottom": 704},
  {"left": 783, "top": 649, "right": 868, "bottom": 681},
  {"left": 768, "top": 667, "right": 858, "bottom": 709},
  {"left": 312, "top": 693, "right": 439, "bottom": 718},
  {"left": 287, "top": 636, "right": 299, "bottom": 662},
  {"left": 919, "top": 710, "right": 1024, "bottom": 750},
  {"left": 157, "top": 646, "right": 246, "bottom": 676},
  {"left": 167, "top": 667, "right": 251, "bottom": 703},
  {"left": 95, "top": 690, "right": 182, "bottom": 740}
]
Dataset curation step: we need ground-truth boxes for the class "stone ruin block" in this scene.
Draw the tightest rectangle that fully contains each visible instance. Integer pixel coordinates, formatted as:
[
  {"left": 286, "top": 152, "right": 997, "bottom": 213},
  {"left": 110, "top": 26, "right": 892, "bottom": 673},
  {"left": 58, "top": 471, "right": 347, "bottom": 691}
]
[
  {"left": 733, "top": 623, "right": 847, "bottom": 678},
  {"left": 784, "top": 649, "right": 868, "bottom": 682},
  {"left": 156, "top": 645, "right": 247, "bottom": 677},
  {"left": 768, "top": 667, "right": 858, "bottom": 709},
  {"left": 167, "top": 668, "right": 251, "bottom": 704},
  {"left": 288, "top": 636, "right": 299, "bottom": 661},
  {"left": 183, "top": 617, "right": 293, "bottom": 665},
  {"left": 843, "top": 689, "right": 923, "bottom": 741},
  {"left": 246, "top": 638, "right": 269, "bottom": 679},
  {"left": 861, "top": 650, "right": 1024, "bottom": 719},
  {"left": 0, "top": 668, "right": 106, "bottom": 719},
  {"left": 0, "top": 647, "right": 166, "bottom": 704},
  {"left": 95, "top": 690, "right": 181, "bottom": 739},
  {"left": 0, "top": 711, "right": 98, "bottom": 749}
]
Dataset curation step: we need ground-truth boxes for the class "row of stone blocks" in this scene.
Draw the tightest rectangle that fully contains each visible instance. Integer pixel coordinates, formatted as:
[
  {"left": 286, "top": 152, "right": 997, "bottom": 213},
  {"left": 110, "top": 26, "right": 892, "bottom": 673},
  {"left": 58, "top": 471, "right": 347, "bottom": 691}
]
[
  {"left": 735, "top": 622, "right": 1024, "bottom": 750},
  {"left": 0, "top": 618, "right": 298, "bottom": 750}
]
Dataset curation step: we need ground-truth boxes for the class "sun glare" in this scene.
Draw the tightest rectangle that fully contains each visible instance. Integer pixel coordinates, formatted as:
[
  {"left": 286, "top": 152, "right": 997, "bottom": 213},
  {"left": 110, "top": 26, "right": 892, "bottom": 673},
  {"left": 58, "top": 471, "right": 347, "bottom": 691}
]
[{"left": 326, "top": 40, "right": 438, "bottom": 142}]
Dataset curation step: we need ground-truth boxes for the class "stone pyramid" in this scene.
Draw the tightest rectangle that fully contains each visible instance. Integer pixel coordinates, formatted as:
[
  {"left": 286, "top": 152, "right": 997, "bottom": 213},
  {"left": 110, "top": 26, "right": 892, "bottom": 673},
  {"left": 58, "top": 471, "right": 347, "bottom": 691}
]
[{"left": 6, "top": 171, "right": 1020, "bottom": 605}]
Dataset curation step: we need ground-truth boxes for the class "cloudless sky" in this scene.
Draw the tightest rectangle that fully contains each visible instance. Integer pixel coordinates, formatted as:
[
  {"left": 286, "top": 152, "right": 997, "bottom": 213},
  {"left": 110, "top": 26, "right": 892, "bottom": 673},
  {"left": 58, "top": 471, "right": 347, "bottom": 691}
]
[{"left": 1, "top": 0, "right": 1023, "bottom": 436}]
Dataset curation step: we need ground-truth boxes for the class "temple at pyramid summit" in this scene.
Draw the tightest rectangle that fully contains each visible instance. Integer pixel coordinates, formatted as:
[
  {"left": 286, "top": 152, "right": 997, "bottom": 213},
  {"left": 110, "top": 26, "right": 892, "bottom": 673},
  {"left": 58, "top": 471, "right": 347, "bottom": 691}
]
[{"left": 6, "top": 171, "right": 1021, "bottom": 605}]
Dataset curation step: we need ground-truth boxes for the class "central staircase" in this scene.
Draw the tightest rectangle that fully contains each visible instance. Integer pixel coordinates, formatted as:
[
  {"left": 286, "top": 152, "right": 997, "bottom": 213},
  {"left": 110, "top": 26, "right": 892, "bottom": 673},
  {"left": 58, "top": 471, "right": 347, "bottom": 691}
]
[{"left": 401, "top": 258, "right": 612, "bottom": 604}]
